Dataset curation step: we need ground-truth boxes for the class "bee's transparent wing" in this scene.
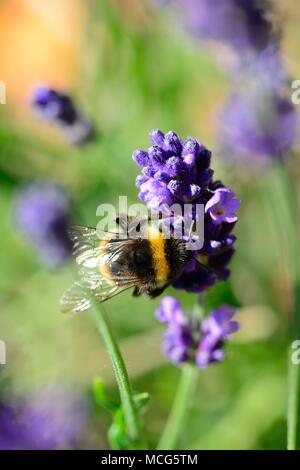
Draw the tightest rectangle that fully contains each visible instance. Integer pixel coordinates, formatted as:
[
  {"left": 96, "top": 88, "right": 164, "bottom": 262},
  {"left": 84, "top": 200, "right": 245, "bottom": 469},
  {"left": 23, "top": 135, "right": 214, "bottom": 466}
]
[
  {"left": 60, "top": 274, "right": 132, "bottom": 315},
  {"left": 61, "top": 225, "right": 137, "bottom": 314},
  {"left": 68, "top": 224, "right": 127, "bottom": 268},
  {"left": 68, "top": 225, "right": 102, "bottom": 268},
  {"left": 60, "top": 281, "right": 92, "bottom": 314}
]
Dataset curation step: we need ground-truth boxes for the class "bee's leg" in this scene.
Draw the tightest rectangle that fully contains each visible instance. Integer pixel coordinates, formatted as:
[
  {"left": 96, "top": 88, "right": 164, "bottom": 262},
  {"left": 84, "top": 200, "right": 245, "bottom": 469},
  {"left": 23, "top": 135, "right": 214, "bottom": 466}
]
[
  {"left": 132, "top": 286, "right": 142, "bottom": 297},
  {"left": 147, "top": 285, "right": 168, "bottom": 298}
]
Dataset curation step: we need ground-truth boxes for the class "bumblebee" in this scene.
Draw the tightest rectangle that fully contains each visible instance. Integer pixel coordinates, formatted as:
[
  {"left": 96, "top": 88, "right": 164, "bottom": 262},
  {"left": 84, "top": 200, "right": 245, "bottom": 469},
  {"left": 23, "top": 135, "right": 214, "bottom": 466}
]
[{"left": 60, "top": 216, "right": 193, "bottom": 314}]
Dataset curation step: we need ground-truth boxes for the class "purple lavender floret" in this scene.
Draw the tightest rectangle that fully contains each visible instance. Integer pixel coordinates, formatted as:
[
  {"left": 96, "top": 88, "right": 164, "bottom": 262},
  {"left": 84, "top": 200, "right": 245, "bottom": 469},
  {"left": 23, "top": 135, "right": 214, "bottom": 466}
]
[
  {"left": 14, "top": 181, "right": 73, "bottom": 268},
  {"left": 155, "top": 296, "right": 185, "bottom": 324},
  {"left": 31, "top": 85, "right": 93, "bottom": 145},
  {"left": 155, "top": 297, "right": 239, "bottom": 367},
  {"left": 133, "top": 130, "right": 240, "bottom": 293},
  {"left": 155, "top": 296, "right": 193, "bottom": 364},
  {"left": 205, "top": 189, "right": 240, "bottom": 224},
  {"left": 196, "top": 305, "right": 239, "bottom": 367}
]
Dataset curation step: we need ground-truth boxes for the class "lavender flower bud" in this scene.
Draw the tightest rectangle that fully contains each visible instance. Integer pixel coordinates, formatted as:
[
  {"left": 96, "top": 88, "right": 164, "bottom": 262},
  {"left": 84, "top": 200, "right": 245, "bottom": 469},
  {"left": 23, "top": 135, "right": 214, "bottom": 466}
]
[{"left": 31, "top": 85, "right": 93, "bottom": 145}]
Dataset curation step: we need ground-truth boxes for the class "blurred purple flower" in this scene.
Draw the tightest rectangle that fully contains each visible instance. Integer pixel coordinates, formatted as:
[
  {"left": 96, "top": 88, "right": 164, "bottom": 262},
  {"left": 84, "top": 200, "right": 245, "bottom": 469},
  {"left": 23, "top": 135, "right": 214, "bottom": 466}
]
[
  {"left": 32, "top": 86, "right": 77, "bottom": 124},
  {"left": 31, "top": 85, "right": 93, "bottom": 145},
  {"left": 155, "top": 0, "right": 275, "bottom": 55},
  {"left": 237, "top": 44, "right": 287, "bottom": 87},
  {"left": 156, "top": 297, "right": 239, "bottom": 367},
  {"left": 220, "top": 85, "right": 298, "bottom": 161},
  {"left": 14, "top": 181, "right": 73, "bottom": 268},
  {"left": 0, "top": 386, "right": 88, "bottom": 450},
  {"left": 133, "top": 130, "right": 240, "bottom": 293},
  {"left": 0, "top": 403, "right": 28, "bottom": 450}
]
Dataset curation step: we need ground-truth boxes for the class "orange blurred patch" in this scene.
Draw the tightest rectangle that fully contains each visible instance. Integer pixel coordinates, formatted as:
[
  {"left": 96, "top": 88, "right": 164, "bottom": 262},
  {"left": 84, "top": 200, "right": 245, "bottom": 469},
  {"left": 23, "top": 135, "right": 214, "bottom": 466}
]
[{"left": 0, "top": 0, "right": 87, "bottom": 106}]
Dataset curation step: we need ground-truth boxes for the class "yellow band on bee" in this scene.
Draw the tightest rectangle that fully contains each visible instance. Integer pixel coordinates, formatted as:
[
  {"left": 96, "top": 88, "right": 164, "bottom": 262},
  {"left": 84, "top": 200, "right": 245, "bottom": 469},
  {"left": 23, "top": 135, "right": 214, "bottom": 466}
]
[
  {"left": 98, "top": 238, "right": 115, "bottom": 285},
  {"left": 147, "top": 227, "right": 169, "bottom": 283}
]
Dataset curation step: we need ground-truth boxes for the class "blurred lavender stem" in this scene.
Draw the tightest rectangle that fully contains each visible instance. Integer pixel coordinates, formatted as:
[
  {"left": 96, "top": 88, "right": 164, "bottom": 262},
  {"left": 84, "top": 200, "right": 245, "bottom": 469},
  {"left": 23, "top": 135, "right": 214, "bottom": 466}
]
[
  {"left": 288, "top": 355, "right": 299, "bottom": 450},
  {"left": 274, "top": 163, "right": 300, "bottom": 451},
  {"left": 279, "top": 162, "right": 300, "bottom": 451},
  {"left": 262, "top": 160, "right": 300, "bottom": 449},
  {"left": 157, "top": 297, "right": 204, "bottom": 450},
  {"left": 91, "top": 303, "right": 140, "bottom": 444},
  {"left": 157, "top": 363, "right": 198, "bottom": 450}
]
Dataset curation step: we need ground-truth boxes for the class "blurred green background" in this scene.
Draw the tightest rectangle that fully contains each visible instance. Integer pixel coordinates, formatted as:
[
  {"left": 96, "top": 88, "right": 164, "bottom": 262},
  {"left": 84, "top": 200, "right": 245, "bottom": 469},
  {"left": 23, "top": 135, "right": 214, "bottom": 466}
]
[{"left": 0, "top": 0, "right": 300, "bottom": 449}]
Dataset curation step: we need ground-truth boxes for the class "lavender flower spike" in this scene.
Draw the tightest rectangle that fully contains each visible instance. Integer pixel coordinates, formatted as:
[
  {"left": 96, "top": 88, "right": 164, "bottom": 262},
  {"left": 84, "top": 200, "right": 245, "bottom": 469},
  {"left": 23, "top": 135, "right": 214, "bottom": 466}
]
[
  {"left": 31, "top": 85, "right": 93, "bottom": 145},
  {"left": 156, "top": 298, "right": 239, "bottom": 368},
  {"left": 14, "top": 181, "right": 73, "bottom": 268},
  {"left": 133, "top": 129, "right": 240, "bottom": 294}
]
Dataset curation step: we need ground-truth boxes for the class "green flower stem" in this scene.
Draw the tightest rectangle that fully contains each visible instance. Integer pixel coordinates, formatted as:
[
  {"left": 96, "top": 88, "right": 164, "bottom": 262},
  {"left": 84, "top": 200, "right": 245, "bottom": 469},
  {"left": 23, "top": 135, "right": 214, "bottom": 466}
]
[
  {"left": 157, "top": 364, "right": 198, "bottom": 450},
  {"left": 91, "top": 302, "right": 140, "bottom": 444},
  {"left": 275, "top": 163, "right": 300, "bottom": 451},
  {"left": 287, "top": 355, "right": 300, "bottom": 450},
  {"left": 263, "top": 162, "right": 300, "bottom": 450},
  {"left": 287, "top": 281, "right": 300, "bottom": 450}
]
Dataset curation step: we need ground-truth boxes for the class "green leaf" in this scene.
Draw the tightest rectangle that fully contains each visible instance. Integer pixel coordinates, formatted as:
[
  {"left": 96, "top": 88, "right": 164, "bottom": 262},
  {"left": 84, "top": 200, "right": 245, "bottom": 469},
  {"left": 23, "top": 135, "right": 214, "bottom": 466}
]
[
  {"left": 108, "top": 422, "right": 128, "bottom": 450},
  {"left": 133, "top": 392, "right": 150, "bottom": 410},
  {"left": 92, "top": 376, "right": 118, "bottom": 414},
  {"left": 108, "top": 407, "right": 128, "bottom": 450}
]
